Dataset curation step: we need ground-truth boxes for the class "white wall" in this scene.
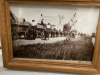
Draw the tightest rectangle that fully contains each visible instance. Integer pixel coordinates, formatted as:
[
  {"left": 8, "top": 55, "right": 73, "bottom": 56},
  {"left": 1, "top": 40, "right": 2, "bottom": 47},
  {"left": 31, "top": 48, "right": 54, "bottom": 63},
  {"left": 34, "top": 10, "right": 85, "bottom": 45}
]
[
  {"left": 0, "top": 37, "right": 1, "bottom": 55},
  {"left": 0, "top": 37, "right": 1, "bottom": 46}
]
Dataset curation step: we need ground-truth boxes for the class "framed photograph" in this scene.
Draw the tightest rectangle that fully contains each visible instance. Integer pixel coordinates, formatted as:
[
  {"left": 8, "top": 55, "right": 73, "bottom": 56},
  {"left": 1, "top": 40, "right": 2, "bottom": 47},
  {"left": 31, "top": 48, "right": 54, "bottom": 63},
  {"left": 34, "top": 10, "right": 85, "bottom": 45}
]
[{"left": 1, "top": 0, "right": 100, "bottom": 74}]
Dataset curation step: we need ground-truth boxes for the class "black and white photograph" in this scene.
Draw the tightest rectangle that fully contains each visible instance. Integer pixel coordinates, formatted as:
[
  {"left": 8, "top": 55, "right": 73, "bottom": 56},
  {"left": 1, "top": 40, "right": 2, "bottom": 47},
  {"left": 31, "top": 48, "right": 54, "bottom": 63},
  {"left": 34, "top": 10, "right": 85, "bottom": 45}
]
[{"left": 10, "top": 3, "right": 99, "bottom": 62}]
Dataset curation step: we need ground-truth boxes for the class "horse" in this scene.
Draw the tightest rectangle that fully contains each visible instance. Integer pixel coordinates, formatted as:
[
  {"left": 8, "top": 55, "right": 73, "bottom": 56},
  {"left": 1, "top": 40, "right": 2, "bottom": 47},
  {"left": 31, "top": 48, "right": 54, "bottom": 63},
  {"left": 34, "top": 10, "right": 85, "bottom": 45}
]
[
  {"left": 25, "top": 27, "right": 37, "bottom": 40},
  {"left": 44, "top": 29, "right": 50, "bottom": 40}
]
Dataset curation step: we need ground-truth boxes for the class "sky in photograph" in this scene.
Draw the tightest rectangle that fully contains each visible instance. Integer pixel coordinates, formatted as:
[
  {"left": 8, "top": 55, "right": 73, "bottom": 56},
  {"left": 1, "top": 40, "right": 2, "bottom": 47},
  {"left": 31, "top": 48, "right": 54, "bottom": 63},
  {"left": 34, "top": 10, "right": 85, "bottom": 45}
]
[{"left": 10, "top": 3, "right": 99, "bottom": 35}]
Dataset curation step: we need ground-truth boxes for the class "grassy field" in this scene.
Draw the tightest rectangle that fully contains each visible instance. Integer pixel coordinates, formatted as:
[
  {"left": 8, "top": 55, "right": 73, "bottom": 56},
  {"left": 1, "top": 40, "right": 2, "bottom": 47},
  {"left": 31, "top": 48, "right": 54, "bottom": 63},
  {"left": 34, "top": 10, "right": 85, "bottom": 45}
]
[{"left": 13, "top": 36, "right": 94, "bottom": 61}]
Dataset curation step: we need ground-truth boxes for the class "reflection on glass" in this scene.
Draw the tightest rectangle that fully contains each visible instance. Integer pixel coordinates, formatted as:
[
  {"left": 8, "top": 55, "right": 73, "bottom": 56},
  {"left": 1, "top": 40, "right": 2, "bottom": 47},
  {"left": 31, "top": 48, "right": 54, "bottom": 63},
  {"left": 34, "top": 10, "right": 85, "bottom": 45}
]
[{"left": 10, "top": 3, "right": 99, "bottom": 63}]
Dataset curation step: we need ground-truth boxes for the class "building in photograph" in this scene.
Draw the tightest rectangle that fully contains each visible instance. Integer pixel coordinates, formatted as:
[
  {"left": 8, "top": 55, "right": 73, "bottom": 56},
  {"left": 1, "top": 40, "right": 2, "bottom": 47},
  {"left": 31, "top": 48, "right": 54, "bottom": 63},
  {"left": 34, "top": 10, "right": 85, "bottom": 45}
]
[
  {"left": 10, "top": 11, "right": 32, "bottom": 38},
  {"left": 10, "top": 11, "right": 32, "bottom": 26},
  {"left": 37, "top": 14, "right": 65, "bottom": 31},
  {"left": 10, "top": 11, "right": 18, "bottom": 25}
]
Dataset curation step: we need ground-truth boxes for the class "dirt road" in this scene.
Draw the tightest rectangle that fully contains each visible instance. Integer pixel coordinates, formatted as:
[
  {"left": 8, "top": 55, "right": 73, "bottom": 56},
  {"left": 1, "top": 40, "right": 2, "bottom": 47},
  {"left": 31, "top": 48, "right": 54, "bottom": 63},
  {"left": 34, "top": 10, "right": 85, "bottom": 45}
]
[{"left": 13, "top": 37, "right": 66, "bottom": 46}]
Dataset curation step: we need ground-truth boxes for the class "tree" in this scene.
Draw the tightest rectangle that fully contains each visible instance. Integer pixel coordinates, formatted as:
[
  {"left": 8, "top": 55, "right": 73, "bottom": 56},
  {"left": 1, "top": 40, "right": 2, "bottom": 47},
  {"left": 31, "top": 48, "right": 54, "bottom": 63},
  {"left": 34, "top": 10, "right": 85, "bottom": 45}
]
[
  {"left": 63, "top": 13, "right": 77, "bottom": 34},
  {"left": 63, "top": 24, "right": 71, "bottom": 33}
]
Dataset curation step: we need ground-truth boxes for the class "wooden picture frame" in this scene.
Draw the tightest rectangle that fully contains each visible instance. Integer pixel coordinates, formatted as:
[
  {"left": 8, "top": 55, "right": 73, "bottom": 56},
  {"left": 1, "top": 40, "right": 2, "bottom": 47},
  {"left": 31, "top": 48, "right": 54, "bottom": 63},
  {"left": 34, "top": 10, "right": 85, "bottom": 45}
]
[{"left": 1, "top": 0, "right": 100, "bottom": 74}]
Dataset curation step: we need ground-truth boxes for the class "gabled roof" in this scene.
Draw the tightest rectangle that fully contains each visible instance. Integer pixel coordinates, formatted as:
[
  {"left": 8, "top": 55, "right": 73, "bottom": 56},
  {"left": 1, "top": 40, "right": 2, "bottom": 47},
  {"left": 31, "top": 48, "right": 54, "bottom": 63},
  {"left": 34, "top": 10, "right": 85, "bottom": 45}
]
[
  {"left": 38, "top": 16, "right": 59, "bottom": 25},
  {"left": 10, "top": 11, "right": 31, "bottom": 26},
  {"left": 10, "top": 11, "right": 18, "bottom": 21}
]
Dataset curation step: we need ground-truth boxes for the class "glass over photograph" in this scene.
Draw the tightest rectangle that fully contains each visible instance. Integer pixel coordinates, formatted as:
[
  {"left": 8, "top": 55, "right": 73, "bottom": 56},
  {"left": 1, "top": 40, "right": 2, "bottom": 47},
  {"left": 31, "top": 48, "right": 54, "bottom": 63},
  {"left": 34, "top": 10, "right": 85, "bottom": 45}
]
[{"left": 10, "top": 3, "right": 99, "bottom": 63}]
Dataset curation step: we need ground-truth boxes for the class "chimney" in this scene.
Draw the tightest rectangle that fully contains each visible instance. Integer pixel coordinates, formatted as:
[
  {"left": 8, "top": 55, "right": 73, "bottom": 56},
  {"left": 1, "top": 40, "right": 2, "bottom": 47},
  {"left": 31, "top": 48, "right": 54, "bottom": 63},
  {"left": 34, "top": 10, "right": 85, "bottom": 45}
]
[
  {"left": 41, "top": 14, "right": 43, "bottom": 16},
  {"left": 32, "top": 20, "right": 35, "bottom": 22},
  {"left": 48, "top": 23, "right": 50, "bottom": 25}
]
